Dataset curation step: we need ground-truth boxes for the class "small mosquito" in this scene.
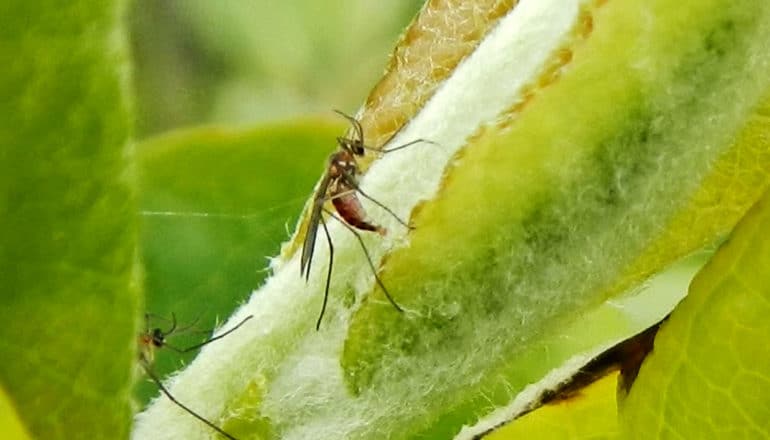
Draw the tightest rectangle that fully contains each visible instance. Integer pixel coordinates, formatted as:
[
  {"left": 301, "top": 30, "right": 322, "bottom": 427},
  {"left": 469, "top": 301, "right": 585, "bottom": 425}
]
[
  {"left": 138, "top": 313, "right": 254, "bottom": 440},
  {"left": 300, "top": 110, "right": 428, "bottom": 330}
]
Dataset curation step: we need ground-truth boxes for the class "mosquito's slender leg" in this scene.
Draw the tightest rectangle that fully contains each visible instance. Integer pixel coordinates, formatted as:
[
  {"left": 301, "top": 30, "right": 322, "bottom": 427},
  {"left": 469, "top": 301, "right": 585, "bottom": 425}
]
[
  {"left": 140, "top": 363, "right": 238, "bottom": 440},
  {"left": 324, "top": 188, "right": 357, "bottom": 202},
  {"left": 323, "top": 173, "right": 411, "bottom": 230},
  {"left": 314, "top": 217, "right": 335, "bottom": 330},
  {"left": 163, "top": 315, "right": 254, "bottom": 353},
  {"left": 362, "top": 138, "right": 443, "bottom": 155},
  {"left": 333, "top": 109, "right": 434, "bottom": 155},
  {"left": 324, "top": 208, "right": 404, "bottom": 313},
  {"left": 144, "top": 312, "right": 151, "bottom": 335},
  {"left": 379, "top": 138, "right": 427, "bottom": 153},
  {"left": 353, "top": 186, "right": 411, "bottom": 229},
  {"left": 338, "top": 172, "right": 412, "bottom": 230}
]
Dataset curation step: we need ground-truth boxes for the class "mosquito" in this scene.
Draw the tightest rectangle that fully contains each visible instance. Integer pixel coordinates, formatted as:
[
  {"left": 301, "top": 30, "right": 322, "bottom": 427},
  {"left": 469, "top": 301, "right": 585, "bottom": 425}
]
[
  {"left": 138, "top": 313, "right": 254, "bottom": 440},
  {"left": 300, "top": 110, "right": 428, "bottom": 330}
]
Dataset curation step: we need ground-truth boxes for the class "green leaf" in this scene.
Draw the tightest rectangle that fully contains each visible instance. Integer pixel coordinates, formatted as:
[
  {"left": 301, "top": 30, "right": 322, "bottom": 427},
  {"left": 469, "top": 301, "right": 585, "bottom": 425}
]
[
  {"left": 135, "top": 118, "right": 342, "bottom": 403},
  {"left": 620, "top": 189, "right": 770, "bottom": 438},
  {"left": 0, "top": 1, "right": 137, "bottom": 439}
]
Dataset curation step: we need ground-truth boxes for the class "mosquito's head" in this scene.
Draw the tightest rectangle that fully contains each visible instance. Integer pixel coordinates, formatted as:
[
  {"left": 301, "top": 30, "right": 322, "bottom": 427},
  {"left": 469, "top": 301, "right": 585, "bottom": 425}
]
[
  {"left": 337, "top": 136, "right": 365, "bottom": 156},
  {"left": 151, "top": 327, "right": 166, "bottom": 348},
  {"left": 333, "top": 109, "right": 366, "bottom": 155}
]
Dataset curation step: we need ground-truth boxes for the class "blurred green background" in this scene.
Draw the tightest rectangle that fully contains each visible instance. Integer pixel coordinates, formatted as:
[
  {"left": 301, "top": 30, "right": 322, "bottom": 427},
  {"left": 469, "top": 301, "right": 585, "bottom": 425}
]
[
  {"left": 130, "top": 0, "right": 423, "bottom": 136},
  {"left": 130, "top": 0, "right": 423, "bottom": 403}
]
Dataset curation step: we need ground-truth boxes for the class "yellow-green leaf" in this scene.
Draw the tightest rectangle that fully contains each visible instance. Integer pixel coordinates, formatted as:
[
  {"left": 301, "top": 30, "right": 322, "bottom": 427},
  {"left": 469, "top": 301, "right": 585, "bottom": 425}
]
[
  {"left": 621, "top": 189, "right": 770, "bottom": 438},
  {"left": 483, "top": 372, "right": 620, "bottom": 440},
  {"left": 0, "top": 385, "right": 31, "bottom": 440}
]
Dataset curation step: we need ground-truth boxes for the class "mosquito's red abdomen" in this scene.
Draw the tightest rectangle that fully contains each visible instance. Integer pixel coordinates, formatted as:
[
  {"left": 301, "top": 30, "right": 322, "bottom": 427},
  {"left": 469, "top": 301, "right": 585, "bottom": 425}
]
[{"left": 332, "top": 193, "right": 386, "bottom": 235}]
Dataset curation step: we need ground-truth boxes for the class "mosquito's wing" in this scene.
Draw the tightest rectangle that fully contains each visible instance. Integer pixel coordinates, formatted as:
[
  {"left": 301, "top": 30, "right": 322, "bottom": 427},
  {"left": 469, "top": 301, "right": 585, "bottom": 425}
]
[{"left": 300, "top": 172, "right": 331, "bottom": 280}]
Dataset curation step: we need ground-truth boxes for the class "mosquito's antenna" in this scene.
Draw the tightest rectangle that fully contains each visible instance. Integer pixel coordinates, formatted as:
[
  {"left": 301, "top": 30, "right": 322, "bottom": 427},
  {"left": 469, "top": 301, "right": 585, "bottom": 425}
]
[
  {"left": 316, "top": 216, "right": 335, "bottom": 331},
  {"left": 172, "top": 314, "right": 204, "bottom": 335},
  {"left": 325, "top": 208, "right": 404, "bottom": 313},
  {"left": 145, "top": 313, "right": 207, "bottom": 339},
  {"left": 165, "top": 315, "right": 255, "bottom": 354},
  {"left": 140, "top": 362, "right": 238, "bottom": 440},
  {"left": 333, "top": 109, "right": 364, "bottom": 143},
  {"left": 165, "top": 312, "right": 178, "bottom": 335}
]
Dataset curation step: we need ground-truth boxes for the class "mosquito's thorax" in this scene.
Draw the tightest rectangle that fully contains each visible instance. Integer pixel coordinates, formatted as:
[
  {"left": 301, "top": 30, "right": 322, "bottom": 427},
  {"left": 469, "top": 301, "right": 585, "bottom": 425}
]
[
  {"left": 138, "top": 333, "right": 155, "bottom": 364},
  {"left": 328, "top": 149, "right": 358, "bottom": 181}
]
